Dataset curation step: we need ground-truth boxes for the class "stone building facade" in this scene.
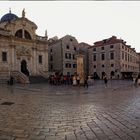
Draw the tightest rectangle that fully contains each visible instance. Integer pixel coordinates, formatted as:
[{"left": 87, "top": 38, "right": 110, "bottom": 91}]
[
  {"left": 0, "top": 10, "right": 48, "bottom": 83},
  {"left": 88, "top": 36, "right": 139, "bottom": 79},
  {"left": 48, "top": 35, "right": 78, "bottom": 76}
]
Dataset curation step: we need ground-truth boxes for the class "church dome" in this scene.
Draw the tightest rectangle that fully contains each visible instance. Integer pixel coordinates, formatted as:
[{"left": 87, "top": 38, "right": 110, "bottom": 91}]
[{"left": 1, "top": 12, "right": 18, "bottom": 22}]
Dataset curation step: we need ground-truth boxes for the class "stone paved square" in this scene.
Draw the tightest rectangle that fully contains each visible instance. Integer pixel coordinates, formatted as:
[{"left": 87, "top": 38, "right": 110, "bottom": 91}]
[{"left": 0, "top": 80, "right": 140, "bottom": 140}]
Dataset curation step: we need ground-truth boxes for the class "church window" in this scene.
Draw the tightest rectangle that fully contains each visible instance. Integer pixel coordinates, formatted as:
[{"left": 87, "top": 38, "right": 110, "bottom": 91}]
[
  {"left": 15, "top": 29, "right": 32, "bottom": 40},
  {"left": 2, "top": 52, "right": 7, "bottom": 62},
  {"left": 39, "top": 55, "right": 42, "bottom": 64},
  {"left": 66, "top": 45, "right": 69, "bottom": 49},
  {"left": 50, "top": 55, "right": 53, "bottom": 61},
  {"left": 24, "top": 30, "right": 32, "bottom": 40},
  {"left": 15, "top": 29, "right": 22, "bottom": 38}
]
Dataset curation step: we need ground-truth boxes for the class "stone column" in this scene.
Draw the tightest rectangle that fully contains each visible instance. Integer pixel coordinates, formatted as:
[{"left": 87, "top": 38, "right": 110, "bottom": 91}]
[
  {"left": 10, "top": 45, "right": 15, "bottom": 71},
  {"left": 44, "top": 45, "right": 48, "bottom": 72},
  {"left": 32, "top": 45, "right": 37, "bottom": 75}
]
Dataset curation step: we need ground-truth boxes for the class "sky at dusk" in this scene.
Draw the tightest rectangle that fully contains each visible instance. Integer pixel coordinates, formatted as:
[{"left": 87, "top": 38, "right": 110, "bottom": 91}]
[{"left": 0, "top": 1, "right": 140, "bottom": 52}]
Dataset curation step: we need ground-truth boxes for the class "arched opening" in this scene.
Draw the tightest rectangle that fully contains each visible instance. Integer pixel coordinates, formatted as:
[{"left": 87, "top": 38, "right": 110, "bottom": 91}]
[
  {"left": 24, "top": 30, "right": 31, "bottom": 40},
  {"left": 110, "top": 71, "right": 115, "bottom": 79},
  {"left": 21, "top": 60, "right": 29, "bottom": 76},
  {"left": 93, "top": 72, "right": 100, "bottom": 80},
  {"left": 15, "top": 29, "right": 22, "bottom": 38},
  {"left": 15, "top": 29, "right": 32, "bottom": 40}
]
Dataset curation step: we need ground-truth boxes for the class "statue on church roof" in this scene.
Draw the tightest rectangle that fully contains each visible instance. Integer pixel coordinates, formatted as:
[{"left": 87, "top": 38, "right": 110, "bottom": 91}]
[
  {"left": 9, "top": 8, "right": 11, "bottom": 13},
  {"left": 45, "top": 29, "right": 48, "bottom": 37},
  {"left": 22, "top": 8, "right": 25, "bottom": 18}
]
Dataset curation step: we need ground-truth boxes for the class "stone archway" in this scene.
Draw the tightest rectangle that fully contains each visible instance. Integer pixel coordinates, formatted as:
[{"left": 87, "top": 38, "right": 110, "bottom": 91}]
[
  {"left": 21, "top": 60, "right": 29, "bottom": 76},
  {"left": 93, "top": 72, "right": 100, "bottom": 79}
]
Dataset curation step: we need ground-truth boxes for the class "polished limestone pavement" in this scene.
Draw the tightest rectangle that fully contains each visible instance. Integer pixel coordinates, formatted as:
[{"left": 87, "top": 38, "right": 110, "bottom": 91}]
[{"left": 0, "top": 80, "right": 140, "bottom": 140}]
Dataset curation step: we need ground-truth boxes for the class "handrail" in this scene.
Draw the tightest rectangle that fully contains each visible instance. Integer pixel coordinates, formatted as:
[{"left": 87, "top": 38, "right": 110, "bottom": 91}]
[{"left": 11, "top": 71, "right": 30, "bottom": 84}]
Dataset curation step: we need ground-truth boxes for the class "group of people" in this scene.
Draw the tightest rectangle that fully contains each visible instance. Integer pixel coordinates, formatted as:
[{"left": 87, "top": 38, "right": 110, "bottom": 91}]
[
  {"left": 49, "top": 74, "right": 90, "bottom": 88},
  {"left": 49, "top": 75, "right": 73, "bottom": 85},
  {"left": 133, "top": 74, "right": 140, "bottom": 86},
  {"left": 48, "top": 73, "right": 110, "bottom": 88}
]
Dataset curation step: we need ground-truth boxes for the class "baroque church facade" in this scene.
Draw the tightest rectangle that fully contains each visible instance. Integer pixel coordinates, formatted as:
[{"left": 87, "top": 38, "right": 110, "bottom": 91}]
[{"left": 0, "top": 9, "right": 48, "bottom": 83}]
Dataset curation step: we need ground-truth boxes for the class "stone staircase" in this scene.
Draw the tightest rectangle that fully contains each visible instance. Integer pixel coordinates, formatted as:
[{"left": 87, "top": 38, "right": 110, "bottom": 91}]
[
  {"left": 11, "top": 71, "right": 30, "bottom": 84},
  {"left": 0, "top": 71, "right": 48, "bottom": 84}
]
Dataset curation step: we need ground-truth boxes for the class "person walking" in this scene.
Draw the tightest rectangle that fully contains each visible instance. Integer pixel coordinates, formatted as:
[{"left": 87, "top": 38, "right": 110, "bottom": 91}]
[
  {"left": 84, "top": 77, "right": 88, "bottom": 88},
  {"left": 103, "top": 75, "right": 108, "bottom": 88},
  {"left": 9, "top": 76, "right": 14, "bottom": 85},
  {"left": 134, "top": 76, "right": 138, "bottom": 87},
  {"left": 72, "top": 75, "right": 77, "bottom": 86},
  {"left": 76, "top": 75, "right": 80, "bottom": 86}
]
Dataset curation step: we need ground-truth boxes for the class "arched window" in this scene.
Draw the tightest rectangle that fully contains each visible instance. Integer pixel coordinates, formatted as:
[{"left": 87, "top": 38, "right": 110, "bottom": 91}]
[
  {"left": 15, "top": 29, "right": 22, "bottom": 38},
  {"left": 24, "top": 30, "right": 31, "bottom": 40}
]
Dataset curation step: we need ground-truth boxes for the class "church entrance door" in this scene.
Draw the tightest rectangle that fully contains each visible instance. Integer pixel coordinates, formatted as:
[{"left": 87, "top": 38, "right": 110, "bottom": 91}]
[{"left": 21, "top": 60, "right": 29, "bottom": 76}]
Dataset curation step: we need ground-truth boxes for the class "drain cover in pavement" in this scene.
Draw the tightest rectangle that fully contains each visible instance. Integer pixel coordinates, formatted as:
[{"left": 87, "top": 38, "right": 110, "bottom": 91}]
[{"left": 1, "top": 102, "right": 14, "bottom": 106}]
